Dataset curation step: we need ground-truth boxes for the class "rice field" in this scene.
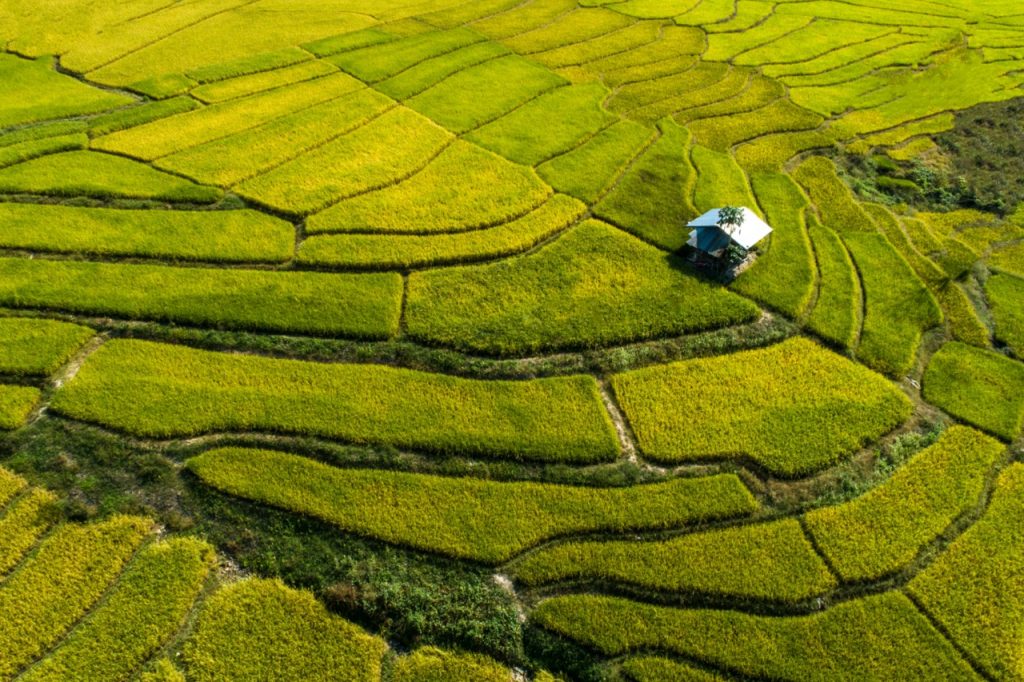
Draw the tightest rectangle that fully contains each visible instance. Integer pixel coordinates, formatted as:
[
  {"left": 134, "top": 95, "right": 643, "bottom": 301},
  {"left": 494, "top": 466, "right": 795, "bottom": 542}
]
[{"left": 1, "top": 0, "right": 1022, "bottom": 678}]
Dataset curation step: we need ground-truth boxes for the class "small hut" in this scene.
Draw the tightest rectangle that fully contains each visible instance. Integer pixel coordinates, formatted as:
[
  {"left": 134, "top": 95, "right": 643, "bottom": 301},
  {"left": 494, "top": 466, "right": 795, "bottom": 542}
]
[{"left": 686, "top": 207, "right": 773, "bottom": 262}]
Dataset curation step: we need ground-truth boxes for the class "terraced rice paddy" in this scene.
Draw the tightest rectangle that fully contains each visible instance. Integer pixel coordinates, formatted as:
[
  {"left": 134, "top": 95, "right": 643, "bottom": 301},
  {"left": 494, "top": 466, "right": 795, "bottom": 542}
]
[{"left": 1, "top": 0, "right": 1023, "bottom": 679}]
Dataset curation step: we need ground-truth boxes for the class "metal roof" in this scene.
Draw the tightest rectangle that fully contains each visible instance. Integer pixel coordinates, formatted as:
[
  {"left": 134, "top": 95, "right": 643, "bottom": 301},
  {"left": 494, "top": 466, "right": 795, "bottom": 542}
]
[{"left": 686, "top": 207, "right": 773, "bottom": 250}]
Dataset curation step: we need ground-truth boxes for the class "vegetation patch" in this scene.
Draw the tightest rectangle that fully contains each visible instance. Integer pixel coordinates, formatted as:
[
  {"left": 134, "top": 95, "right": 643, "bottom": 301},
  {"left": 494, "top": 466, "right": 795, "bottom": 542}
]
[
  {"left": 235, "top": 106, "right": 451, "bottom": 215},
  {"left": 187, "top": 447, "right": 756, "bottom": 563},
  {"left": 805, "top": 425, "right": 1004, "bottom": 582},
  {"left": 0, "top": 258, "right": 402, "bottom": 338},
  {"left": 923, "top": 342, "right": 1024, "bottom": 440},
  {"left": 611, "top": 337, "right": 912, "bottom": 476},
  {"left": 406, "top": 221, "right": 759, "bottom": 355},
  {"left": 730, "top": 172, "right": 816, "bottom": 317},
  {"left": 532, "top": 592, "right": 978, "bottom": 680},
  {"left": 593, "top": 119, "right": 696, "bottom": 250},
  {"left": 537, "top": 119, "right": 652, "bottom": 204},
  {"left": 0, "top": 203, "right": 294, "bottom": 263},
  {"left": 908, "top": 463, "right": 1024, "bottom": 680},
  {"left": 391, "top": 647, "right": 511, "bottom": 682},
  {"left": 21, "top": 538, "right": 215, "bottom": 682},
  {"left": 0, "top": 386, "right": 41, "bottom": 430},
  {"left": 0, "top": 54, "right": 130, "bottom": 128},
  {"left": 299, "top": 194, "right": 585, "bottom": 269},
  {"left": 0, "top": 151, "right": 222, "bottom": 202},
  {"left": 306, "top": 141, "right": 550, "bottom": 234},
  {"left": 512, "top": 518, "right": 835, "bottom": 601},
  {"left": 0, "top": 317, "right": 94, "bottom": 376},
  {"left": 53, "top": 339, "right": 619, "bottom": 462},
  {"left": 0, "top": 487, "right": 57, "bottom": 575},
  {"left": 0, "top": 515, "right": 153, "bottom": 678},
  {"left": 183, "top": 578, "right": 387, "bottom": 682},
  {"left": 407, "top": 55, "right": 567, "bottom": 133},
  {"left": 986, "top": 273, "right": 1024, "bottom": 357},
  {"left": 466, "top": 82, "right": 618, "bottom": 165}
]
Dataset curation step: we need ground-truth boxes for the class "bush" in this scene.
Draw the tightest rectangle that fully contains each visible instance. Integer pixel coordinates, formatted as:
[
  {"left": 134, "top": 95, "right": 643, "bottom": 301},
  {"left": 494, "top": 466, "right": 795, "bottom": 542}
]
[
  {"left": 923, "top": 342, "right": 1024, "bottom": 440},
  {"left": 0, "top": 317, "right": 94, "bottom": 376},
  {"left": 805, "top": 425, "right": 1004, "bottom": 581},
  {"left": 611, "top": 337, "right": 912, "bottom": 476},
  {"left": 54, "top": 339, "right": 620, "bottom": 463},
  {"left": 0, "top": 515, "right": 153, "bottom": 678},
  {"left": 0, "top": 258, "right": 403, "bottom": 338},
  {"left": 405, "top": 221, "right": 759, "bottom": 355},
  {"left": 908, "top": 464, "right": 1024, "bottom": 680},
  {"left": 186, "top": 447, "right": 757, "bottom": 563},
  {"left": 532, "top": 592, "right": 978, "bottom": 680},
  {"left": 183, "top": 578, "right": 387, "bottom": 682},
  {"left": 511, "top": 518, "right": 835, "bottom": 602},
  {"left": 21, "top": 538, "right": 215, "bottom": 682}
]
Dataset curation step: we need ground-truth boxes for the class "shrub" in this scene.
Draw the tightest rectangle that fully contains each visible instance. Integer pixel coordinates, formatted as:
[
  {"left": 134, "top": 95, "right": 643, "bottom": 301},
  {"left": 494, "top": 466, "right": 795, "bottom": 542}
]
[
  {"left": 0, "top": 151, "right": 222, "bottom": 202},
  {"left": 923, "top": 342, "right": 1024, "bottom": 440},
  {"left": 593, "top": 118, "right": 696, "bottom": 250},
  {"left": 407, "top": 55, "right": 567, "bottom": 133},
  {"left": 512, "top": 518, "right": 835, "bottom": 602},
  {"left": 0, "top": 203, "right": 294, "bottom": 263},
  {"left": 186, "top": 447, "right": 757, "bottom": 563},
  {"left": 805, "top": 220, "right": 862, "bottom": 348},
  {"left": 0, "top": 515, "right": 153, "bottom": 678},
  {"left": 731, "top": 172, "right": 816, "bottom": 317},
  {"left": 610, "top": 337, "right": 912, "bottom": 476},
  {"left": 843, "top": 232, "right": 943, "bottom": 376},
  {"left": 532, "top": 592, "right": 977, "bottom": 680},
  {"left": 306, "top": 141, "right": 550, "bottom": 234},
  {"left": 0, "top": 488, "right": 57, "bottom": 575},
  {"left": 466, "top": 82, "right": 617, "bottom": 165},
  {"left": 235, "top": 106, "right": 451, "bottom": 215},
  {"left": 805, "top": 425, "right": 1004, "bottom": 581},
  {"left": 986, "top": 274, "right": 1024, "bottom": 357},
  {"left": 21, "top": 538, "right": 215, "bottom": 682},
  {"left": 183, "top": 578, "right": 388, "bottom": 682},
  {"left": 908, "top": 464, "right": 1024, "bottom": 680},
  {"left": 53, "top": 339, "right": 620, "bottom": 463},
  {"left": 405, "top": 221, "right": 759, "bottom": 355},
  {"left": 0, "top": 258, "right": 402, "bottom": 338},
  {"left": 391, "top": 646, "right": 510, "bottom": 681},
  {"left": 0, "top": 386, "right": 41, "bottom": 430},
  {"left": 0, "top": 317, "right": 94, "bottom": 376},
  {"left": 156, "top": 87, "right": 393, "bottom": 187},
  {"left": 298, "top": 194, "right": 586, "bottom": 269},
  {"left": 537, "top": 120, "right": 652, "bottom": 203},
  {"left": 93, "top": 73, "right": 362, "bottom": 160},
  {"left": 191, "top": 60, "right": 336, "bottom": 103}
]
